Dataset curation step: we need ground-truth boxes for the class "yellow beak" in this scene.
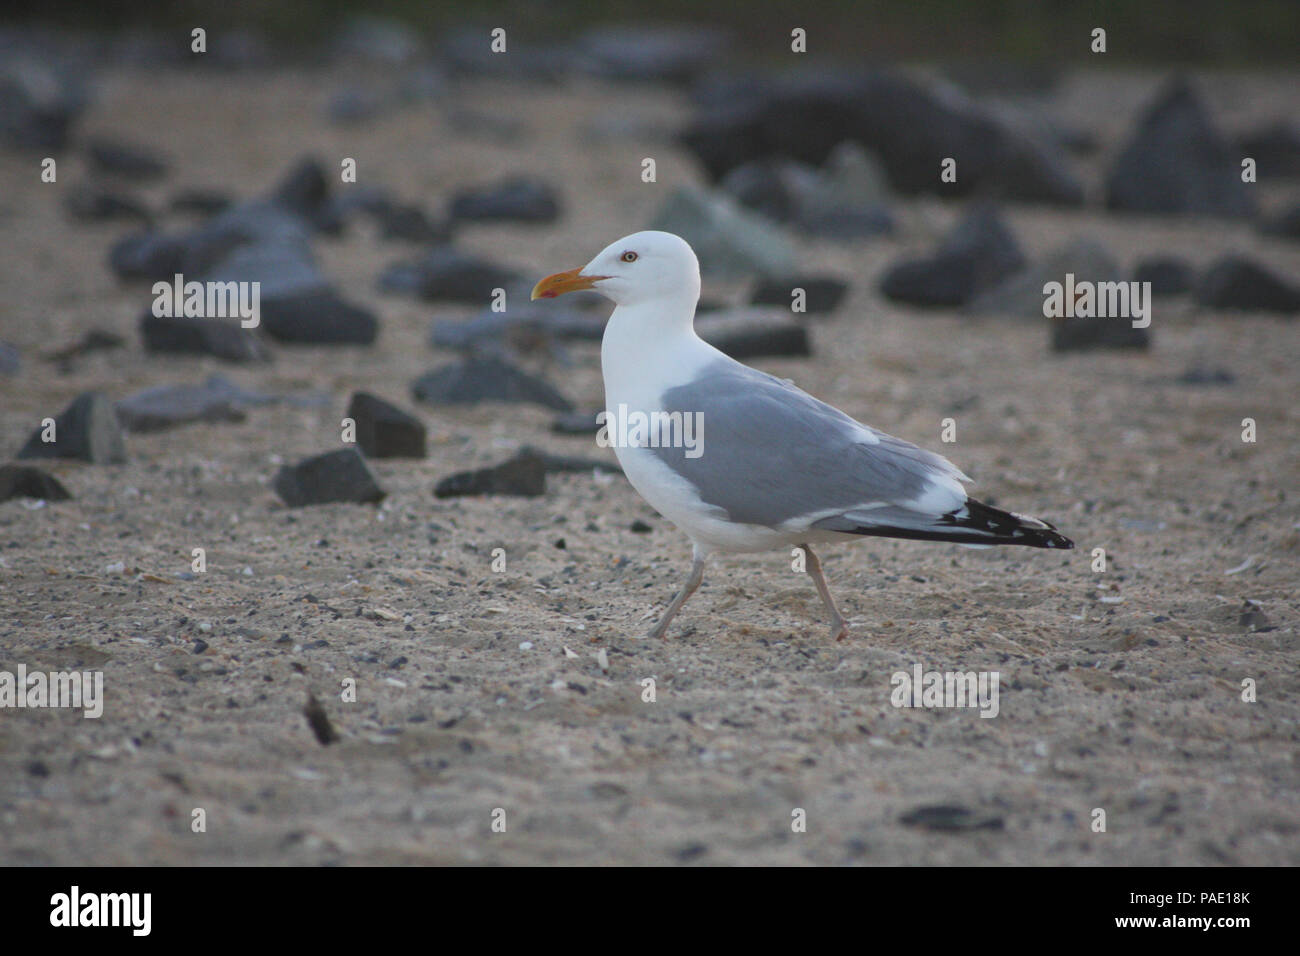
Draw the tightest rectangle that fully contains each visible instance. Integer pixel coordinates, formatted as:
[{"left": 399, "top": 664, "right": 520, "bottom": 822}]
[{"left": 530, "top": 267, "right": 607, "bottom": 300}]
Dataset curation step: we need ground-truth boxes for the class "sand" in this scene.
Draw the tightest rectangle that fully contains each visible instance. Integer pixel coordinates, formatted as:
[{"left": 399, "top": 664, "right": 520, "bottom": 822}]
[{"left": 0, "top": 65, "right": 1297, "bottom": 865}]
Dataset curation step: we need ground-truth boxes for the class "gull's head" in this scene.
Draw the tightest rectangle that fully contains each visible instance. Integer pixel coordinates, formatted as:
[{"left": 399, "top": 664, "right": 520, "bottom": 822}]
[{"left": 531, "top": 231, "right": 700, "bottom": 308}]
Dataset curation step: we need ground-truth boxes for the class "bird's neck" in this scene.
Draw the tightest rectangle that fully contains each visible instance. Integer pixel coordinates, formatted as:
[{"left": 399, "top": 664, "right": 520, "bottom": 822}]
[{"left": 601, "top": 296, "right": 716, "bottom": 406}]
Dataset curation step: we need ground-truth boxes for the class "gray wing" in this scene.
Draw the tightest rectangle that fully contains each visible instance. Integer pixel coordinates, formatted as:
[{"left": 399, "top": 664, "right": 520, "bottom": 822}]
[{"left": 648, "top": 359, "right": 969, "bottom": 529}]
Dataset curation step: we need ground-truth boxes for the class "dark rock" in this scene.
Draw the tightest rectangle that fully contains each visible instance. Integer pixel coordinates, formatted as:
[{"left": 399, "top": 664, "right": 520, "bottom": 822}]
[
  {"left": 380, "top": 246, "right": 524, "bottom": 302},
  {"left": 440, "top": 29, "right": 570, "bottom": 83},
  {"left": 140, "top": 314, "right": 271, "bottom": 362},
  {"left": 882, "top": 204, "right": 1025, "bottom": 307},
  {"left": 0, "top": 464, "right": 72, "bottom": 502},
  {"left": 750, "top": 276, "right": 849, "bottom": 314},
  {"left": 430, "top": 302, "right": 604, "bottom": 352},
  {"left": 449, "top": 176, "right": 560, "bottom": 223},
  {"left": 191, "top": 219, "right": 379, "bottom": 345},
  {"left": 303, "top": 692, "right": 340, "bottom": 745},
  {"left": 898, "top": 804, "right": 1004, "bottom": 832},
  {"left": 180, "top": 201, "right": 314, "bottom": 275},
  {"left": 259, "top": 289, "right": 379, "bottom": 345},
  {"left": 1196, "top": 256, "right": 1300, "bottom": 313},
  {"left": 169, "top": 188, "right": 234, "bottom": 216},
  {"left": 273, "top": 448, "right": 385, "bottom": 507},
  {"left": 576, "top": 25, "right": 729, "bottom": 83},
  {"left": 0, "top": 341, "right": 18, "bottom": 375},
  {"left": 325, "top": 85, "right": 387, "bottom": 125},
  {"left": 1238, "top": 121, "right": 1300, "bottom": 178},
  {"left": 551, "top": 410, "right": 603, "bottom": 435},
  {"left": 943, "top": 61, "right": 1061, "bottom": 96},
  {"left": 346, "top": 392, "right": 426, "bottom": 459},
  {"left": 696, "top": 310, "right": 812, "bottom": 358},
  {"left": 721, "top": 155, "right": 894, "bottom": 239},
  {"left": 17, "top": 391, "right": 127, "bottom": 463},
  {"left": 270, "top": 156, "right": 338, "bottom": 233},
  {"left": 334, "top": 16, "right": 425, "bottom": 64},
  {"left": 798, "top": 205, "right": 896, "bottom": 239},
  {"left": 116, "top": 382, "right": 247, "bottom": 433},
  {"left": 1050, "top": 317, "right": 1151, "bottom": 352},
  {"left": 968, "top": 238, "right": 1120, "bottom": 318},
  {"left": 44, "top": 329, "right": 125, "bottom": 365},
  {"left": 630, "top": 519, "right": 653, "bottom": 533},
  {"left": 412, "top": 356, "right": 574, "bottom": 412},
  {"left": 375, "top": 203, "right": 449, "bottom": 242},
  {"left": 1260, "top": 203, "right": 1300, "bottom": 241},
  {"left": 1134, "top": 257, "right": 1196, "bottom": 296},
  {"left": 65, "top": 183, "right": 152, "bottom": 224},
  {"left": 86, "top": 137, "right": 167, "bottom": 179},
  {"left": 1104, "top": 78, "right": 1255, "bottom": 218},
  {"left": 434, "top": 449, "right": 547, "bottom": 498},
  {"left": 681, "top": 70, "right": 1084, "bottom": 205},
  {"left": 1177, "top": 365, "right": 1235, "bottom": 386},
  {"left": 1238, "top": 600, "right": 1269, "bottom": 630},
  {"left": 109, "top": 231, "right": 188, "bottom": 281},
  {"left": 518, "top": 445, "right": 620, "bottom": 475},
  {"left": 109, "top": 200, "right": 315, "bottom": 283}
]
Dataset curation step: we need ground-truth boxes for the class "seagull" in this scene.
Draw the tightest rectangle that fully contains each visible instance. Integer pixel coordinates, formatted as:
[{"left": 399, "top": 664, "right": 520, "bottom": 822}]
[{"left": 532, "top": 231, "right": 1073, "bottom": 640}]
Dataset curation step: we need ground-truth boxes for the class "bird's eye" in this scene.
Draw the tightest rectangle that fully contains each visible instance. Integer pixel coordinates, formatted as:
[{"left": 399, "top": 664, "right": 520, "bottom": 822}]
[{"left": 621, "top": 251, "right": 638, "bottom": 262}]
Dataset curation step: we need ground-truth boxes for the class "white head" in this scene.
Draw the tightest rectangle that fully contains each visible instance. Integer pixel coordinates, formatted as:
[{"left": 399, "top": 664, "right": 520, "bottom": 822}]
[{"left": 531, "top": 231, "right": 700, "bottom": 310}]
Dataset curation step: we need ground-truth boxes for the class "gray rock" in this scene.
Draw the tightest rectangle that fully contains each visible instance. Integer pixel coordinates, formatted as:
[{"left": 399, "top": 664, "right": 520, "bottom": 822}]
[
  {"left": 273, "top": 448, "right": 385, "bottom": 507},
  {"left": 17, "top": 392, "right": 127, "bottom": 464},
  {"left": 116, "top": 382, "right": 247, "bottom": 433},
  {"left": 1105, "top": 78, "right": 1255, "bottom": 218},
  {"left": 380, "top": 246, "right": 524, "bottom": 303},
  {"left": 449, "top": 176, "right": 560, "bottom": 223},
  {"left": 575, "top": 25, "right": 729, "bottom": 83},
  {"left": 721, "top": 157, "right": 894, "bottom": 239},
  {"left": 325, "top": 85, "right": 388, "bottom": 125},
  {"left": 967, "top": 237, "right": 1119, "bottom": 318},
  {"left": 346, "top": 392, "right": 426, "bottom": 459},
  {"left": 412, "top": 356, "right": 574, "bottom": 412},
  {"left": 334, "top": 16, "right": 425, "bottom": 64},
  {"left": 0, "top": 54, "right": 85, "bottom": 150},
  {"left": 648, "top": 185, "right": 797, "bottom": 278},
  {"left": 0, "top": 340, "right": 18, "bottom": 374}
]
